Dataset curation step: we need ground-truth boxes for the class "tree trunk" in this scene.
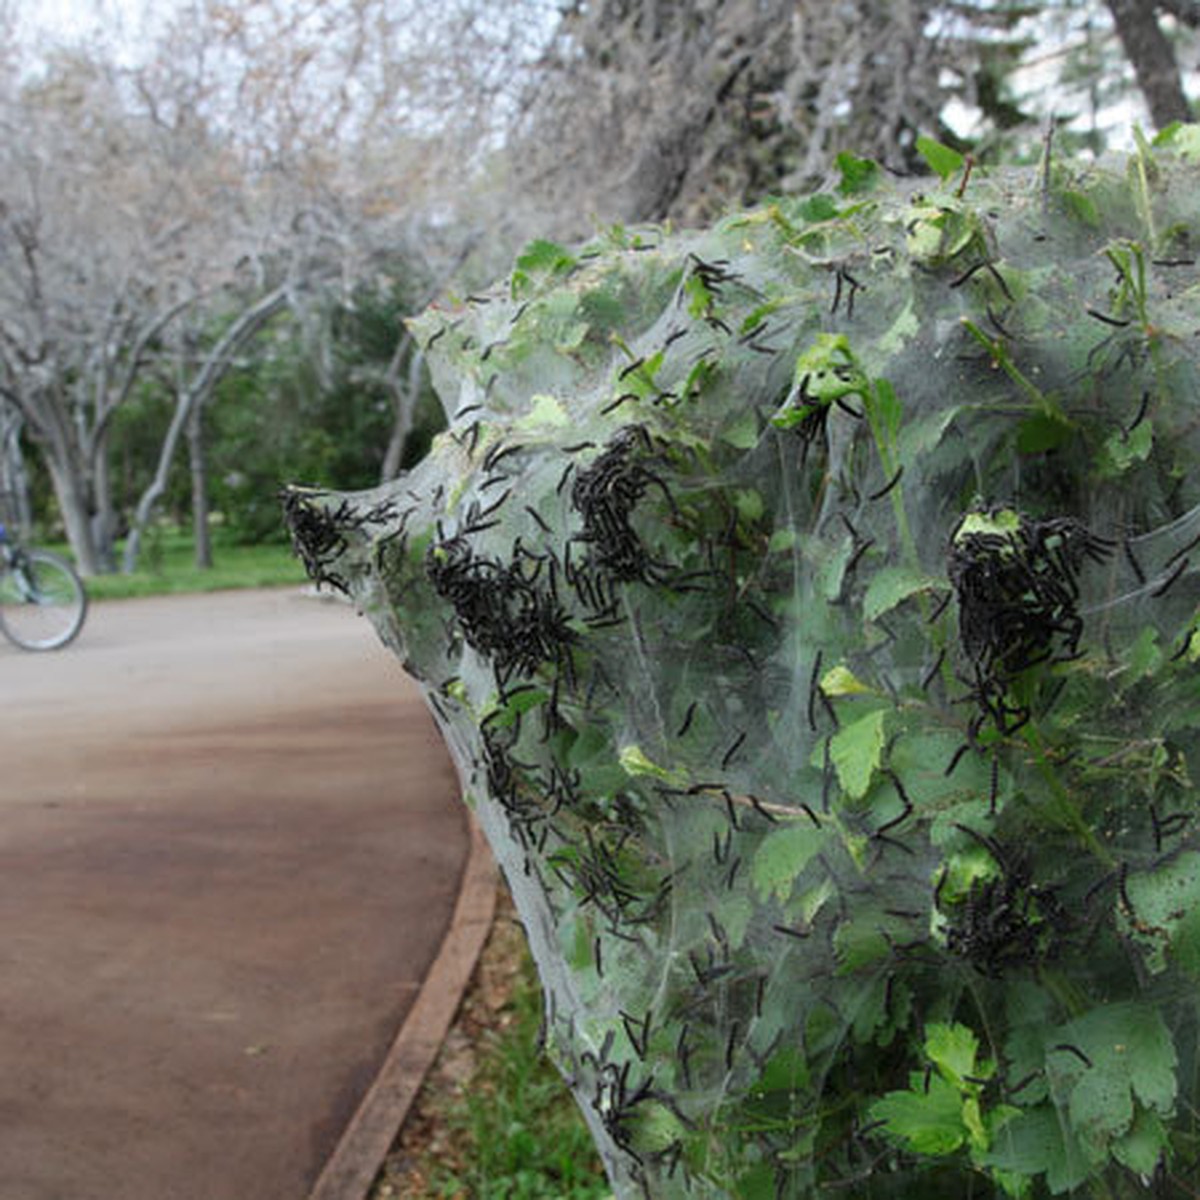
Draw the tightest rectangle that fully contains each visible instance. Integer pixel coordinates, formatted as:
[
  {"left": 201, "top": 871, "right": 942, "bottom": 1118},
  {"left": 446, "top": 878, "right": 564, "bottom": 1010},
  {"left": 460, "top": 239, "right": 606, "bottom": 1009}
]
[
  {"left": 9, "top": 392, "right": 102, "bottom": 574},
  {"left": 46, "top": 455, "right": 101, "bottom": 576},
  {"left": 188, "top": 405, "right": 212, "bottom": 569},
  {"left": 89, "top": 424, "right": 118, "bottom": 573},
  {"left": 1106, "top": 0, "right": 1192, "bottom": 128},
  {"left": 0, "top": 406, "right": 33, "bottom": 534},
  {"left": 123, "top": 284, "right": 289, "bottom": 573},
  {"left": 123, "top": 381, "right": 194, "bottom": 573},
  {"left": 379, "top": 346, "right": 424, "bottom": 483}
]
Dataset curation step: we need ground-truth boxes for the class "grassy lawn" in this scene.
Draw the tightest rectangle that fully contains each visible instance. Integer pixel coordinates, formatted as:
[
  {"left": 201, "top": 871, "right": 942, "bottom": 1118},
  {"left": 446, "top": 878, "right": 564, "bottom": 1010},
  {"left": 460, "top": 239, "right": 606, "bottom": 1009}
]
[{"left": 61, "top": 528, "right": 308, "bottom": 601}]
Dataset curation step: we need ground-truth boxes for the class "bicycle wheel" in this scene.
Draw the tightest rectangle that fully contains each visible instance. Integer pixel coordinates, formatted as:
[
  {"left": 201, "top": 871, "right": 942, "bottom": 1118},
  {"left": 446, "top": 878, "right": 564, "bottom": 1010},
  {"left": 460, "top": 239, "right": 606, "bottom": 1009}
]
[{"left": 0, "top": 548, "right": 88, "bottom": 650}]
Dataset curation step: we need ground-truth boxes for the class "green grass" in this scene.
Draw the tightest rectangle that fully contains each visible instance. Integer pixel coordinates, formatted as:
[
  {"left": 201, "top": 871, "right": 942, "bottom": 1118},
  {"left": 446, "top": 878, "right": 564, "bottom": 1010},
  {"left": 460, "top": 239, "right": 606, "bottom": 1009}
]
[
  {"left": 374, "top": 902, "right": 610, "bottom": 1200},
  {"left": 425, "top": 937, "right": 610, "bottom": 1200},
  {"left": 52, "top": 527, "right": 307, "bottom": 601}
]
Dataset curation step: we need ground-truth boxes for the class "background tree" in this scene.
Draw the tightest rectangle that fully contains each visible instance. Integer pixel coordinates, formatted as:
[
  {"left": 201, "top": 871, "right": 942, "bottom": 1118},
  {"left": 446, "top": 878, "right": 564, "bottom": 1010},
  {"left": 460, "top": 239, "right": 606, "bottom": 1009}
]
[
  {"left": 511, "top": 0, "right": 1198, "bottom": 230},
  {"left": 0, "top": 1, "right": 519, "bottom": 571},
  {"left": 1105, "top": 0, "right": 1197, "bottom": 126},
  {"left": 0, "top": 55, "right": 216, "bottom": 572},
  {"left": 3, "top": 0, "right": 1197, "bottom": 572}
]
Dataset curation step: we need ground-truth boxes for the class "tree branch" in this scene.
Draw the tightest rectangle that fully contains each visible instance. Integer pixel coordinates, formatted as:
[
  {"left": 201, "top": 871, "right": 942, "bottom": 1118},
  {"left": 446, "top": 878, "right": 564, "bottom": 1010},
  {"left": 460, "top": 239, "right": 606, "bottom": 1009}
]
[{"left": 122, "top": 283, "right": 291, "bottom": 572}]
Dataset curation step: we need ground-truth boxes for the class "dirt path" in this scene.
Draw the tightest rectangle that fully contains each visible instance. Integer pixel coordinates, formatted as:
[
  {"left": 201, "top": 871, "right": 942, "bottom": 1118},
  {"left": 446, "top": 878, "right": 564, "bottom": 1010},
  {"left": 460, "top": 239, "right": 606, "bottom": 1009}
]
[{"left": 0, "top": 587, "right": 465, "bottom": 1200}]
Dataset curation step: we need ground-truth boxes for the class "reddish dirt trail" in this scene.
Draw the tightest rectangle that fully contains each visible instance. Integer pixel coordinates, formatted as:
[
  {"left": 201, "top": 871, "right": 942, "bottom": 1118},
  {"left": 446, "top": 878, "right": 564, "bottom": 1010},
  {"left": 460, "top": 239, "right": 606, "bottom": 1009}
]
[{"left": 0, "top": 588, "right": 465, "bottom": 1200}]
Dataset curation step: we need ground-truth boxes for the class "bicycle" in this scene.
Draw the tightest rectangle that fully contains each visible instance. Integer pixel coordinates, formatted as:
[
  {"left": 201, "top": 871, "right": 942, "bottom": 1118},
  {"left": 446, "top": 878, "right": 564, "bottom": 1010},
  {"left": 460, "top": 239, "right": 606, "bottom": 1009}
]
[{"left": 0, "top": 495, "right": 88, "bottom": 651}]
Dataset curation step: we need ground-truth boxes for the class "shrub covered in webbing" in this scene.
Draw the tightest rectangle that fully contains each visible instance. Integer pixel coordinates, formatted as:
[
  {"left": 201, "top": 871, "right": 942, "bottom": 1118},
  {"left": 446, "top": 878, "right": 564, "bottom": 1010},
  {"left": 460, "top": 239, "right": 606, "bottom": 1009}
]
[{"left": 286, "top": 130, "right": 1200, "bottom": 1198}]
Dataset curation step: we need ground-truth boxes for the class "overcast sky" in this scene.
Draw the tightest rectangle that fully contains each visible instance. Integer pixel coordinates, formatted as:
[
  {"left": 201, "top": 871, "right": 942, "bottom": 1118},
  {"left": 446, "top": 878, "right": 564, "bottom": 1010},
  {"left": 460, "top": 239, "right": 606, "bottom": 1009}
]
[{"left": 14, "top": 0, "right": 165, "bottom": 62}]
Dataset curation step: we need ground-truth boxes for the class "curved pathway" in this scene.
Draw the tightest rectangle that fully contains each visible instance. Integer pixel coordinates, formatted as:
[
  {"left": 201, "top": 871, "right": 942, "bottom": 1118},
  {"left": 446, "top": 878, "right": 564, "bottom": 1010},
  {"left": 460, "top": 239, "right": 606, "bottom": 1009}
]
[{"left": 0, "top": 588, "right": 471, "bottom": 1200}]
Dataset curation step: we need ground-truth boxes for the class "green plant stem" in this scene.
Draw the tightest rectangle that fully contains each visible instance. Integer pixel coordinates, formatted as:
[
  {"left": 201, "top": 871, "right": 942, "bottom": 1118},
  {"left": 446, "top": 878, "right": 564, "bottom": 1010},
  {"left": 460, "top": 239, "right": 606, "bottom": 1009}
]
[
  {"left": 959, "top": 319, "right": 1066, "bottom": 424},
  {"left": 1021, "top": 720, "right": 1114, "bottom": 868},
  {"left": 861, "top": 381, "right": 919, "bottom": 570},
  {"left": 862, "top": 379, "right": 956, "bottom": 689}
]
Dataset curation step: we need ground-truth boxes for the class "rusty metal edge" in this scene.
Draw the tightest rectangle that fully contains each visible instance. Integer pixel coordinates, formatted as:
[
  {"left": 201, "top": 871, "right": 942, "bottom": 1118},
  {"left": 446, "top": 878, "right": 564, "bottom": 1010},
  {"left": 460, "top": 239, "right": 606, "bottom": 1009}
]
[{"left": 308, "top": 811, "right": 498, "bottom": 1200}]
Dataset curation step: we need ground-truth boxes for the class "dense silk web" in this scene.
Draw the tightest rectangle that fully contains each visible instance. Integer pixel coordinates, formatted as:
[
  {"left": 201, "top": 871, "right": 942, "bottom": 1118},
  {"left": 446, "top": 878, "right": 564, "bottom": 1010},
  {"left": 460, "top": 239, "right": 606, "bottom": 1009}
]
[{"left": 287, "top": 141, "right": 1200, "bottom": 1198}]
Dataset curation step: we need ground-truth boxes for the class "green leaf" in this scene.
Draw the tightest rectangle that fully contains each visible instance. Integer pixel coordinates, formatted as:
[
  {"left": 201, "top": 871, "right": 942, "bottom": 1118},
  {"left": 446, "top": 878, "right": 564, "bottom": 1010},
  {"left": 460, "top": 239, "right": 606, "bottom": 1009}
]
[
  {"left": 1100, "top": 418, "right": 1153, "bottom": 475},
  {"left": 899, "top": 402, "right": 963, "bottom": 459},
  {"left": 626, "top": 1100, "right": 686, "bottom": 1154},
  {"left": 1152, "top": 121, "right": 1185, "bottom": 147},
  {"left": 515, "top": 238, "right": 576, "bottom": 277},
  {"left": 869, "top": 377, "right": 903, "bottom": 445},
  {"left": 614, "top": 349, "right": 666, "bottom": 400},
  {"left": 719, "top": 894, "right": 754, "bottom": 950},
  {"left": 879, "top": 299, "right": 918, "bottom": 355},
  {"left": 863, "top": 566, "right": 945, "bottom": 621},
  {"left": 787, "top": 878, "right": 835, "bottom": 936},
  {"left": 936, "top": 845, "right": 1000, "bottom": 906},
  {"left": 820, "top": 663, "right": 873, "bottom": 697},
  {"left": 984, "top": 1106, "right": 1091, "bottom": 1195},
  {"left": 733, "top": 487, "right": 765, "bottom": 523},
  {"left": 916, "top": 135, "right": 965, "bottom": 182},
  {"left": 1061, "top": 1055, "right": 1134, "bottom": 1162},
  {"left": 789, "top": 333, "right": 869, "bottom": 406},
  {"left": 520, "top": 393, "right": 570, "bottom": 429},
  {"left": 1017, "top": 412, "right": 1074, "bottom": 453},
  {"left": 907, "top": 203, "right": 986, "bottom": 266},
  {"left": 617, "top": 743, "right": 684, "bottom": 784},
  {"left": 732, "top": 1164, "right": 778, "bottom": 1200},
  {"left": 721, "top": 409, "right": 760, "bottom": 450},
  {"left": 927, "top": 1022, "right": 982, "bottom": 1089},
  {"left": 818, "top": 532, "right": 858, "bottom": 602},
  {"left": 833, "top": 909, "right": 894, "bottom": 972},
  {"left": 750, "top": 1047, "right": 811, "bottom": 1099},
  {"left": 482, "top": 688, "right": 549, "bottom": 730},
  {"left": 1125, "top": 625, "right": 1163, "bottom": 679},
  {"left": 888, "top": 728, "right": 1001, "bottom": 842},
  {"left": 580, "top": 288, "right": 625, "bottom": 332},
  {"left": 1062, "top": 190, "right": 1101, "bottom": 228},
  {"left": 795, "top": 193, "right": 840, "bottom": 223},
  {"left": 683, "top": 356, "right": 718, "bottom": 403},
  {"left": 955, "top": 507, "right": 1021, "bottom": 541},
  {"left": 566, "top": 915, "right": 593, "bottom": 972},
  {"left": 1124, "top": 852, "right": 1200, "bottom": 975},
  {"left": 1158, "top": 120, "right": 1200, "bottom": 160},
  {"left": 1046, "top": 1004, "right": 1177, "bottom": 1161},
  {"left": 1111, "top": 1106, "right": 1169, "bottom": 1177},
  {"left": 829, "top": 710, "right": 887, "bottom": 800},
  {"left": 1188, "top": 611, "right": 1200, "bottom": 664},
  {"left": 835, "top": 152, "right": 880, "bottom": 195},
  {"left": 751, "top": 823, "right": 828, "bottom": 903},
  {"left": 1170, "top": 904, "right": 1200, "bottom": 978},
  {"left": 870, "top": 1074, "right": 966, "bottom": 1155},
  {"left": 684, "top": 271, "right": 715, "bottom": 318}
]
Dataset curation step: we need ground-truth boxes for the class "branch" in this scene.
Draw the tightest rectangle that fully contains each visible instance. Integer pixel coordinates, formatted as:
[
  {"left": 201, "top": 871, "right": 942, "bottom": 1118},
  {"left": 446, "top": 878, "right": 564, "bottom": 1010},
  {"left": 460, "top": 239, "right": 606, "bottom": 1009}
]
[
  {"left": 122, "top": 283, "right": 291, "bottom": 573},
  {"left": 90, "top": 289, "right": 204, "bottom": 451}
]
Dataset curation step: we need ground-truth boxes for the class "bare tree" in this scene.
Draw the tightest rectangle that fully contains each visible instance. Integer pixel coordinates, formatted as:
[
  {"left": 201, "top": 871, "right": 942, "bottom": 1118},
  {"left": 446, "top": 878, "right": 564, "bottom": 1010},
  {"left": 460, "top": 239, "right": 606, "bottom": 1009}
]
[
  {"left": 0, "top": 49, "right": 290, "bottom": 571},
  {"left": 511, "top": 1, "right": 1199, "bottom": 230},
  {"left": 0, "top": 2, "right": 505, "bottom": 573},
  {"left": 512, "top": 0, "right": 971, "bottom": 228}
]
